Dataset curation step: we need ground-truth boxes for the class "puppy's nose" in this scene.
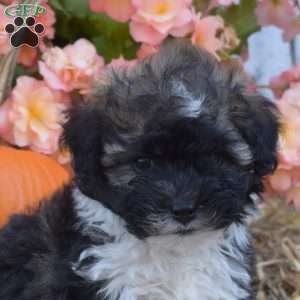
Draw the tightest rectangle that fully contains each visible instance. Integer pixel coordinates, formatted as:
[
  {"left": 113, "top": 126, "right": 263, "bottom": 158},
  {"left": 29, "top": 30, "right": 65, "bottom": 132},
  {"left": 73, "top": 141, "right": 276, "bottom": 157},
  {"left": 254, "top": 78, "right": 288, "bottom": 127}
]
[{"left": 172, "top": 202, "right": 196, "bottom": 225}]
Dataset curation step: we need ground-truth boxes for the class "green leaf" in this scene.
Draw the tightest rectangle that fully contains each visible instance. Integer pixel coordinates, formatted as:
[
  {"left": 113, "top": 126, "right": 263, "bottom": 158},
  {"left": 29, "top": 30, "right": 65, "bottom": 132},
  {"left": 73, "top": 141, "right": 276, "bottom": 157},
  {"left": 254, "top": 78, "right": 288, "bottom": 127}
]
[
  {"left": 122, "top": 41, "right": 139, "bottom": 60},
  {"left": 13, "top": 65, "right": 39, "bottom": 85},
  {"left": 218, "top": 0, "right": 259, "bottom": 48},
  {"left": 92, "top": 36, "right": 122, "bottom": 61},
  {"left": 60, "top": 0, "right": 89, "bottom": 18},
  {"left": 48, "top": 0, "right": 67, "bottom": 13},
  {"left": 49, "top": 0, "right": 89, "bottom": 17},
  {"left": 87, "top": 14, "right": 130, "bottom": 39},
  {"left": 50, "top": 2, "right": 139, "bottom": 61}
]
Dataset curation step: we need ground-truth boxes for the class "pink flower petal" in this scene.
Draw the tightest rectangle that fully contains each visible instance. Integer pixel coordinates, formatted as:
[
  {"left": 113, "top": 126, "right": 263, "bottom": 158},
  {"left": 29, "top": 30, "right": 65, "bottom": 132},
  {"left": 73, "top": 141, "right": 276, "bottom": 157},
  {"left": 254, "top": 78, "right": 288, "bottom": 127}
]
[
  {"left": 137, "top": 43, "right": 159, "bottom": 59},
  {"left": 131, "top": 0, "right": 193, "bottom": 37},
  {"left": 89, "top": 0, "right": 104, "bottom": 12},
  {"left": 1, "top": 76, "right": 68, "bottom": 154},
  {"left": 192, "top": 16, "right": 224, "bottom": 56},
  {"left": 104, "top": 0, "right": 135, "bottom": 22},
  {"left": 255, "top": 0, "right": 300, "bottom": 41},
  {"left": 269, "top": 169, "right": 292, "bottom": 192},
  {"left": 107, "top": 57, "right": 137, "bottom": 69},
  {"left": 38, "top": 39, "right": 104, "bottom": 93},
  {"left": 170, "top": 8, "right": 194, "bottom": 37},
  {"left": 90, "top": 0, "right": 135, "bottom": 22},
  {"left": 38, "top": 61, "right": 70, "bottom": 92},
  {"left": 0, "top": 100, "right": 14, "bottom": 143},
  {"left": 130, "top": 20, "right": 167, "bottom": 45}
]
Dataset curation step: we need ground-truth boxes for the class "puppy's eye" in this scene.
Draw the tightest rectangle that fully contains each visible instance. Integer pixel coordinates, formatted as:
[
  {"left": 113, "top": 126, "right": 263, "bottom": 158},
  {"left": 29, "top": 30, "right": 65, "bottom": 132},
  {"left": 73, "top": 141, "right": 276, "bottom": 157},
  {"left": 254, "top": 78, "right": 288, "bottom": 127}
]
[{"left": 134, "top": 158, "right": 153, "bottom": 170}]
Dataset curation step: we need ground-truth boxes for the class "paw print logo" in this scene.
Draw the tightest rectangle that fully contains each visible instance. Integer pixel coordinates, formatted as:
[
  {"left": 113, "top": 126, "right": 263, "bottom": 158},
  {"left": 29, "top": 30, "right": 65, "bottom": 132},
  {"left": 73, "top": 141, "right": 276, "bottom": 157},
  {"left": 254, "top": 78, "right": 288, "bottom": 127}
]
[{"left": 5, "top": 16, "right": 44, "bottom": 48}]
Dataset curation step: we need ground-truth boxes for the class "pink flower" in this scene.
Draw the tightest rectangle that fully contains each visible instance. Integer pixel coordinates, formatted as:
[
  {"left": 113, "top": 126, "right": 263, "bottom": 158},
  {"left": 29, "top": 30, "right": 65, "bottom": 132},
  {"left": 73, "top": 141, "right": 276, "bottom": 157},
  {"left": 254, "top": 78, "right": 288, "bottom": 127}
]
[
  {"left": 269, "top": 167, "right": 293, "bottom": 192},
  {"left": 256, "top": 0, "right": 300, "bottom": 42},
  {"left": 270, "top": 75, "right": 290, "bottom": 99},
  {"left": 0, "top": 76, "right": 68, "bottom": 154},
  {"left": 283, "top": 22, "right": 300, "bottom": 43},
  {"left": 277, "top": 86, "right": 300, "bottom": 166},
  {"left": 256, "top": 0, "right": 295, "bottom": 28},
  {"left": 266, "top": 84, "right": 300, "bottom": 211},
  {"left": 137, "top": 43, "right": 159, "bottom": 59},
  {"left": 270, "top": 64, "right": 300, "bottom": 98},
  {"left": 38, "top": 39, "right": 104, "bottom": 93},
  {"left": 191, "top": 15, "right": 225, "bottom": 57},
  {"left": 0, "top": 4, "right": 12, "bottom": 55},
  {"left": 89, "top": 0, "right": 103, "bottom": 11},
  {"left": 89, "top": 0, "right": 135, "bottom": 22},
  {"left": 0, "top": 99, "right": 13, "bottom": 142},
  {"left": 130, "top": 0, "right": 194, "bottom": 45},
  {"left": 130, "top": 21, "right": 166, "bottom": 45},
  {"left": 169, "top": 7, "right": 195, "bottom": 38},
  {"left": 0, "top": 0, "right": 14, "bottom": 4},
  {"left": 266, "top": 165, "right": 300, "bottom": 211}
]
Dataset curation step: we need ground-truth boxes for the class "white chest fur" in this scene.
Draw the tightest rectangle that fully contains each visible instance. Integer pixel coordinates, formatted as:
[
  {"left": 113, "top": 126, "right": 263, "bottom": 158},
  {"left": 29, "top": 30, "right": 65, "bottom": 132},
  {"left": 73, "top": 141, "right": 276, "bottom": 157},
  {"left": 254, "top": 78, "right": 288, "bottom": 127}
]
[{"left": 73, "top": 189, "right": 251, "bottom": 300}]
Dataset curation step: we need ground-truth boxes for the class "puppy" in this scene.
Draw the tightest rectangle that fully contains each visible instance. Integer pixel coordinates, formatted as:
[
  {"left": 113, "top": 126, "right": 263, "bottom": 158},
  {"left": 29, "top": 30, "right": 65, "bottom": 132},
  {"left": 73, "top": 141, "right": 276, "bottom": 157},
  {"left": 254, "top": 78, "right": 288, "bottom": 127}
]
[{"left": 0, "top": 40, "right": 278, "bottom": 300}]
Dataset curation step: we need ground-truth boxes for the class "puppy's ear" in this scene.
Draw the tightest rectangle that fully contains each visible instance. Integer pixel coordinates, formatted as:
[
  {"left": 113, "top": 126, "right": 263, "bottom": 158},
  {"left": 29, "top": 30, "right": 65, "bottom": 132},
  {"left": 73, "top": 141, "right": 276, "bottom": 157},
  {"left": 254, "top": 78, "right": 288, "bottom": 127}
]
[
  {"left": 62, "top": 103, "right": 106, "bottom": 197},
  {"left": 226, "top": 65, "right": 279, "bottom": 181}
]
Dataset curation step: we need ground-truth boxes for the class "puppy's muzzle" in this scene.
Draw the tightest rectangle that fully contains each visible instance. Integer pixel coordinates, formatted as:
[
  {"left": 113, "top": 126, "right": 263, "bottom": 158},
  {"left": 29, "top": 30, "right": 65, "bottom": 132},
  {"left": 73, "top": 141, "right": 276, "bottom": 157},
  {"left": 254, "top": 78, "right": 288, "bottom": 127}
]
[{"left": 172, "top": 199, "right": 197, "bottom": 225}]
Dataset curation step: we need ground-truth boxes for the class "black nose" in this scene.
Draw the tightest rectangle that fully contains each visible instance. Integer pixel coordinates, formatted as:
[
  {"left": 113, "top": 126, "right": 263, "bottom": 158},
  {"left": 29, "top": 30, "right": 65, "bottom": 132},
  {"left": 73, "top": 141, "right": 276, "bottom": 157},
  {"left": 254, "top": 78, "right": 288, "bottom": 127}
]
[{"left": 172, "top": 202, "right": 196, "bottom": 225}]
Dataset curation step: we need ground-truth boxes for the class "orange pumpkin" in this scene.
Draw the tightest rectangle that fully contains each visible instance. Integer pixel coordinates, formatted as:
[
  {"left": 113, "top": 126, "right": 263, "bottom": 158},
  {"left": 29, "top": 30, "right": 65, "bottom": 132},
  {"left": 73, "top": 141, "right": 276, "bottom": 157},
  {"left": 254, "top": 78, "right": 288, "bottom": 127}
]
[{"left": 0, "top": 146, "right": 71, "bottom": 227}]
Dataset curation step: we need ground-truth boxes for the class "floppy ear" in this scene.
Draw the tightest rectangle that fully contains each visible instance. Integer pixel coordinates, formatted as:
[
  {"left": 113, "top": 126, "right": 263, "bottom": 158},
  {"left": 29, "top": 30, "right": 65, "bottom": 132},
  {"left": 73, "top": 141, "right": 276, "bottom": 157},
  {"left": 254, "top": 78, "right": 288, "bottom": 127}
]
[
  {"left": 226, "top": 67, "right": 279, "bottom": 191},
  {"left": 62, "top": 103, "right": 107, "bottom": 198}
]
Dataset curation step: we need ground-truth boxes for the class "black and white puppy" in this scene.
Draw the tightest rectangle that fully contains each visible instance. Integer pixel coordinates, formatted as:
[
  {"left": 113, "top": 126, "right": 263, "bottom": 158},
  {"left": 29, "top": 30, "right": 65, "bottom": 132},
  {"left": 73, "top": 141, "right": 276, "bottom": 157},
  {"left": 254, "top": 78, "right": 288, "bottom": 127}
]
[{"left": 0, "top": 41, "right": 279, "bottom": 300}]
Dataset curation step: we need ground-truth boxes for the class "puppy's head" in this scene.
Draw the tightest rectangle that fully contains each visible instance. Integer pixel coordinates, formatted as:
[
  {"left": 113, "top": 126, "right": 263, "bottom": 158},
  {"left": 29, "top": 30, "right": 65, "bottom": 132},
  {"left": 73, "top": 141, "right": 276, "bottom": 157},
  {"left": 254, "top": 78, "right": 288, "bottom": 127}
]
[{"left": 64, "top": 40, "right": 279, "bottom": 238}]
